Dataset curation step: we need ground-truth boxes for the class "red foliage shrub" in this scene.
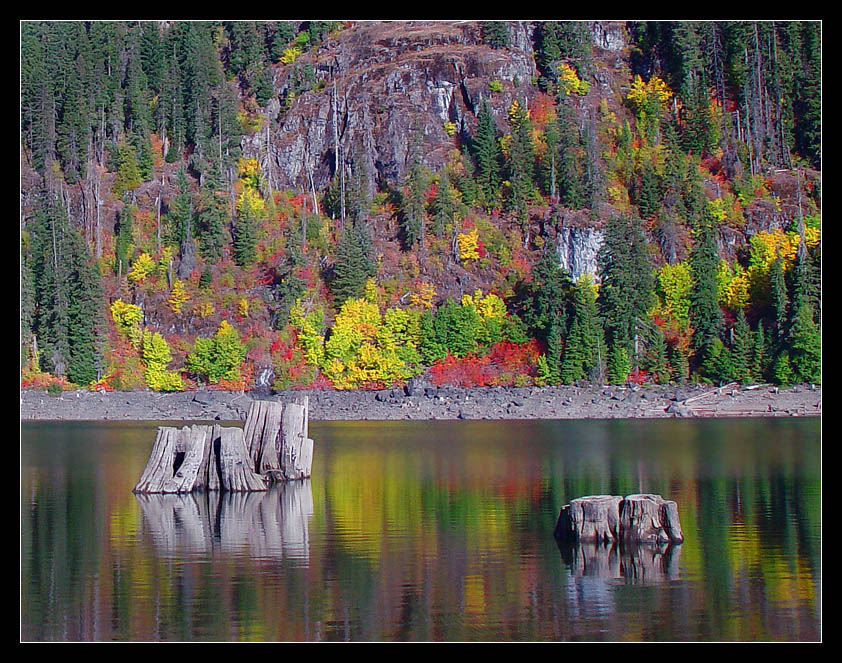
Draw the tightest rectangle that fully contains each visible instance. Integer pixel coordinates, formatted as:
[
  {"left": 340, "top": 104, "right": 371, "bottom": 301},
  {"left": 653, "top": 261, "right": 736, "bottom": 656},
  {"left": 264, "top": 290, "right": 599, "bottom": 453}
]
[
  {"left": 429, "top": 340, "right": 542, "bottom": 387},
  {"left": 627, "top": 368, "right": 649, "bottom": 385}
]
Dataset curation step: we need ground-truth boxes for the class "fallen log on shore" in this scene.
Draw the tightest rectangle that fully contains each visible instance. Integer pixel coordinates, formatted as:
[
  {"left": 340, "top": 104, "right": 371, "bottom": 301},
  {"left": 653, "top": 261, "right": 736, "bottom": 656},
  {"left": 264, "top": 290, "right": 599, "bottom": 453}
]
[
  {"left": 554, "top": 494, "right": 684, "bottom": 545},
  {"left": 133, "top": 396, "right": 313, "bottom": 494}
]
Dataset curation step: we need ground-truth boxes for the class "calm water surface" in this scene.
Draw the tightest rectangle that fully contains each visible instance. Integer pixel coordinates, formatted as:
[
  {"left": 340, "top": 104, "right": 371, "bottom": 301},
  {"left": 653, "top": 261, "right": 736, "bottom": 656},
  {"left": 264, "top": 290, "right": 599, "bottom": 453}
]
[{"left": 21, "top": 417, "right": 821, "bottom": 642}]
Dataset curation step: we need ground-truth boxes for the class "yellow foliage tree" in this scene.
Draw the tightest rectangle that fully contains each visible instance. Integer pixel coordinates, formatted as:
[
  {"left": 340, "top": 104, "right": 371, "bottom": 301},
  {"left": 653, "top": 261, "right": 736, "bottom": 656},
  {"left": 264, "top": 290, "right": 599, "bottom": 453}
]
[
  {"left": 557, "top": 64, "right": 590, "bottom": 96},
  {"left": 717, "top": 260, "right": 751, "bottom": 311},
  {"left": 654, "top": 262, "right": 692, "bottom": 330},
  {"left": 128, "top": 252, "right": 156, "bottom": 284},
  {"left": 111, "top": 299, "right": 144, "bottom": 348},
  {"left": 169, "top": 280, "right": 189, "bottom": 314},
  {"left": 409, "top": 281, "right": 436, "bottom": 309},
  {"left": 142, "top": 331, "right": 185, "bottom": 391},
  {"left": 318, "top": 297, "right": 422, "bottom": 389},
  {"left": 457, "top": 228, "right": 480, "bottom": 261}
]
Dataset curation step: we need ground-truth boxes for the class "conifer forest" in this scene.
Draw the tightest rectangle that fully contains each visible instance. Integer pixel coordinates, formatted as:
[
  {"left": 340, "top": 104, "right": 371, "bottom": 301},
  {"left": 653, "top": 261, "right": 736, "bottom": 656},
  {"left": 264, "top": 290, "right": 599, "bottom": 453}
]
[{"left": 20, "top": 20, "right": 821, "bottom": 395}]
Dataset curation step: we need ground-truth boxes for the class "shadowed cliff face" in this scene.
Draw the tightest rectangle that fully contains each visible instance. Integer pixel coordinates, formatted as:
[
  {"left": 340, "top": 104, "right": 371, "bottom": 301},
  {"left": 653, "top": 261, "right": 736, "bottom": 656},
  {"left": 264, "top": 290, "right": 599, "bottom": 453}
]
[{"left": 251, "top": 21, "right": 545, "bottom": 193}]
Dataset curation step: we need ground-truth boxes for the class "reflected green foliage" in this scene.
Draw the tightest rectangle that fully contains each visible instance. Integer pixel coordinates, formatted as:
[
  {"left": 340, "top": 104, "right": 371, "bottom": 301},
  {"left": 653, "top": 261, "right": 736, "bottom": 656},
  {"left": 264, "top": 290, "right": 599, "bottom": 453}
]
[{"left": 22, "top": 418, "right": 820, "bottom": 642}]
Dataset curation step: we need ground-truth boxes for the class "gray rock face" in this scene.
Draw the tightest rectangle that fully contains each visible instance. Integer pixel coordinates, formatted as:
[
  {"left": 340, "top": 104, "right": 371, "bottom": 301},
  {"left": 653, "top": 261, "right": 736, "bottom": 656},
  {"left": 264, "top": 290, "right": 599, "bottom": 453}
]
[
  {"left": 555, "top": 224, "right": 605, "bottom": 282},
  {"left": 246, "top": 21, "right": 543, "bottom": 193},
  {"left": 588, "top": 21, "right": 628, "bottom": 52}
]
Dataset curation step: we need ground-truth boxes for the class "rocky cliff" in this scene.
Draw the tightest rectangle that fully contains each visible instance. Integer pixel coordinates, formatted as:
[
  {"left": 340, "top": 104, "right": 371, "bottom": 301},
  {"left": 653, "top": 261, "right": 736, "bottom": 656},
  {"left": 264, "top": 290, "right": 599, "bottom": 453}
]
[{"left": 243, "top": 20, "right": 634, "bottom": 280}]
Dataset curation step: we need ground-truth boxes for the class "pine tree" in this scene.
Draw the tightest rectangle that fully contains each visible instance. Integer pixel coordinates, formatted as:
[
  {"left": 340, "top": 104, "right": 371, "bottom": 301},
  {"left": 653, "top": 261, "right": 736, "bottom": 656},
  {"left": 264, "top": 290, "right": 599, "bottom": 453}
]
[
  {"left": 197, "top": 179, "right": 229, "bottom": 263},
  {"left": 473, "top": 99, "right": 502, "bottom": 209},
  {"left": 522, "top": 248, "right": 571, "bottom": 345},
  {"left": 168, "top": 167, "right": 194, "bottom": 250},
  {"left": 27, "top": 192, "right": 104, "bottom": 384},
  {"left": 688, "top": 218, "right": 723, "bottom": 355},
  {"left": 752, "top": 320, "right": 770, "bottom": 382},
  {"left": 788, "top": 302, "right": 821, "bottom": 384},
  {"left": 115, "top": 201, "right": 134, "bottom": 276},
  {"left": 598, "top": 213, "right": 655, "bottom": 366},
  {"left": 401, "top": 121, "right": 427, "bottom": 249},
  {"left": 506, "top": 100, "right": 536, "bottom": 227},
  {"left": 634, "top": 160, "right": 661, "bottom": 220},
  {"left": 330, "top": 222, "right": 376, "bottom": 306},
  {"left": 481, "top": 21, "right": 510, "bottom": 49},
  {"left": 731, "top": 308, "right": 753, "bottom": 383},
  {"left": 560, "top": 275, "right": 605, "bottom": 384},
  {"left": 769, "top": 253, "right": 789, "bottom": 344},
  {"left": 432, "top": 169, "right": 458, "bottom": 238}
]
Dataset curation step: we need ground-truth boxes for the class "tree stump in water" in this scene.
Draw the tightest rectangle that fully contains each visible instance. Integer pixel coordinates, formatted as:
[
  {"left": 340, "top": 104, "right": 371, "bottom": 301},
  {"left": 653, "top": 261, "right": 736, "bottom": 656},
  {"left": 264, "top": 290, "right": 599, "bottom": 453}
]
[
  {"left": 554, "top": 494, "right": 683, "bottom": 545},
  {"left": 134, "top": 424, "right": 267, "bottom": 494},
  {"left": 134, "top": 397, "right": 314, "bottom": 494},
  {"left": 242, "top": 396, "right": 313, "bottom": 481},
  {"left": 620, "top": 494, "right": 684, "bottom": 545}
]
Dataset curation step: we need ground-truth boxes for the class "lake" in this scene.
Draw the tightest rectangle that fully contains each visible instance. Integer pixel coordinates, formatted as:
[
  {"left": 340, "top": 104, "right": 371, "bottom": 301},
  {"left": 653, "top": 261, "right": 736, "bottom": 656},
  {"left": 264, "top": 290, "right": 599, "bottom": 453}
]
[{"left": 20, "top": 417, "right": 821, "bottom": 642}]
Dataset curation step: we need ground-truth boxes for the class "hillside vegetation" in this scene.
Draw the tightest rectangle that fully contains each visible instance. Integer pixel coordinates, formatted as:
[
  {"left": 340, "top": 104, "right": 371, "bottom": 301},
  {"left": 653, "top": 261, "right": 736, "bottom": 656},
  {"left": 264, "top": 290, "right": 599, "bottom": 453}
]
[{"left": 20, "top": 20, "right": 821, "bottom": 394}]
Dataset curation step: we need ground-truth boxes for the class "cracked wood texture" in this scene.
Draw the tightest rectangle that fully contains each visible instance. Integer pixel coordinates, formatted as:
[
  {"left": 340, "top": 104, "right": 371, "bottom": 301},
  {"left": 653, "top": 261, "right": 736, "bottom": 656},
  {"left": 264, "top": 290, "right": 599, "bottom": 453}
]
[{"left": 554, "top": 494, "right": 683, "bottom": 545}]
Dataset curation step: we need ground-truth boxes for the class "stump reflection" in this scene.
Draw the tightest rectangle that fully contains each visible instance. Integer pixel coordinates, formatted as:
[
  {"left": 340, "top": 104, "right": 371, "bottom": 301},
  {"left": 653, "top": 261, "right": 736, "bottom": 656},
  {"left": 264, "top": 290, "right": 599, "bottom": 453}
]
[
  {"left": 557, "top": 538, "right": 682, "bottom": 584},
  {"left": 134, "top": 479, "right": 313, "bottom": 563}
]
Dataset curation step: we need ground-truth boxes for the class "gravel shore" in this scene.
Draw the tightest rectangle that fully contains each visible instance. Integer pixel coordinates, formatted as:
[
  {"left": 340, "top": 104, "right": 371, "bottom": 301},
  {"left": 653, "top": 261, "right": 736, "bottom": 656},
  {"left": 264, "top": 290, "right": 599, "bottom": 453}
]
[{"left": 20, "top": 381, "right": 822, "bottom": 423}]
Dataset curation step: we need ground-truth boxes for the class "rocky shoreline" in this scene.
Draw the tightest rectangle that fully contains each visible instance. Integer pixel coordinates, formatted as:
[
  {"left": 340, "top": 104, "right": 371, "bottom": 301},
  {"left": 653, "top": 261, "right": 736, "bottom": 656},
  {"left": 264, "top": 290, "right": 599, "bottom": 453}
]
[{"left": 20, "top": 381, "right": 821, "bottom": 423}]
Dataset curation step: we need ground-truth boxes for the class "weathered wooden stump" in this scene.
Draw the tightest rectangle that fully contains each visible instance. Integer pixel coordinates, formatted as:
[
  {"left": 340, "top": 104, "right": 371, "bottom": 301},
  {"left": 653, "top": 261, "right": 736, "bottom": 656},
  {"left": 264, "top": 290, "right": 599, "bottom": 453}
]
[
  {"left": 242, "top": 396, "right": 313, "bottom": 481},
  {"left": 555, "top": 495, "right": 622, "bottom": 544},
  {"left": 554, "top": 494, "right": 683, "bottom": 545},
  {"left": 620, "top": 493, "right": 684, "bottom": 545},
  {"left": 133, "top": 424, "right": 267, "bottom": 494},
  {"left": 134, "top": 396, "right": 314, "bottom": 494}
]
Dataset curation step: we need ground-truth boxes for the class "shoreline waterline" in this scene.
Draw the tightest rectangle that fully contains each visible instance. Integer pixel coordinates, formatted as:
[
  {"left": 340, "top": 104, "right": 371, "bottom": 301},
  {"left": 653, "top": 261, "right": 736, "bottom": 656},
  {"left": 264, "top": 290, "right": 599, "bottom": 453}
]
[{"left": 20, "top": 382, "right": 822, "bottom": 423}]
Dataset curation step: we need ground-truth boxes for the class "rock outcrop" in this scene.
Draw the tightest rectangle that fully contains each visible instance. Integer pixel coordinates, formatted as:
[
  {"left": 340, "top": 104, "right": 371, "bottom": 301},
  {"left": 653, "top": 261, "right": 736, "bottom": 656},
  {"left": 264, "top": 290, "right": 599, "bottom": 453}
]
[{"left": 249, "top": 21, "right": 588, "bottom": 193}]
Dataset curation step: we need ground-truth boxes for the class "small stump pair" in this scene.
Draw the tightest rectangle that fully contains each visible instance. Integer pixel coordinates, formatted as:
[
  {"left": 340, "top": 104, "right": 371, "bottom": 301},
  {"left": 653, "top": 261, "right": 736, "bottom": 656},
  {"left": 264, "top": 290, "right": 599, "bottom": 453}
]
[
  {"left": 554, "top": 494, "right": 684, "bottom": 545},
  {"left": 133, "top": 397, "right": 313, "bottom": 494}
]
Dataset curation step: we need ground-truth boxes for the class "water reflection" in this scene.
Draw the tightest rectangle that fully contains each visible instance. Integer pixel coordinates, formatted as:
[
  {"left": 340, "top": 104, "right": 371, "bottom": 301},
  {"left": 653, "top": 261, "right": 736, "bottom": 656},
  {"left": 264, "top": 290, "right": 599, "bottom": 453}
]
[
  {"left": 135, "top": 481, "right": 313, "bottom": 563},
  {"left": 558, "top": 540, "right": 682, "bottom": 584}
]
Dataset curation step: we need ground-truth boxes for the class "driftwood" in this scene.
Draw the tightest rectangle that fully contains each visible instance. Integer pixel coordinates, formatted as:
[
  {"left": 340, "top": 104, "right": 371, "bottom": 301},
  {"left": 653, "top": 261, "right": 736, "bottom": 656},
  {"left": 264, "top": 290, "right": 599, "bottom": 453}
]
[
  {"left": 134, "top": 397, "right": 313, "bottom": 494},
  {"left": 554, "top": 494, "right": 684, "bottom": 545}
]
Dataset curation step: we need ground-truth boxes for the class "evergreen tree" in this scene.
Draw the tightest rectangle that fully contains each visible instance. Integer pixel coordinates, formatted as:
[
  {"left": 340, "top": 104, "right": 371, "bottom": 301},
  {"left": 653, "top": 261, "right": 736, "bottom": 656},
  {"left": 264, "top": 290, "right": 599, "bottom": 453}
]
[
  {"left": 233, "top": 202, "right": 259, "bottom": 268},
  {"left": 432, "top": 169, "right": 458, "bottom": 238},
  {"left": 607, "top": 342, "right": 632, "bottom": 384},
  {"left": 752, "top": 320, "right": 771, "bottom": 382},
  {"left": 196, "top": 179, "right": 229, "bottom": 263},
  {"left": 506, "top": 100, "right": 536, "bottom": 227},
  {"left": 554, "top": 101, "right": 587, "bottom": 209},
  {"left": 788, "top": 302, "right": 821, "bottom": 384},
  {"left": 115, "top": 201, "right": 134, "bottom": 276},
  {"left": 330, "top": 222, "right": 376, "bottom": 306},
  {"left": 769, "top": 253, "right": 789, "bottom": 344},
  {"left": 401, "top": 121, "right": 427, "bottom": 249},
  {"left": 598, "top": 213, "right": 655, "bottom": 367},
  {"left": 481, "top": 21, "right": 510, "bottom": 49},
  {"left": 522, "top": 248, "right": 571, "bottom": 345},
  {"left": 560, "top": 275, "right": 606, "bottom": 384},
  {"left": 112, "top": 141, "right": 143, "bottom": 198},
  {"left": 634, "top": 159, "right": 661, "bottom": 220},
  {"left": 27, "top": 192, "right": 104, "bottom": 384},
  {"left": 688, "top": 218, "right": 723, "bottom": 355},
  {"left": 731, "top": 308, "right": 753, "bottom": 383},
  {"left": 473, "top": 100, "right": 502, "bottom": 209},
  {"left": 167, "top": 167, "right": 194, "bottom": 250}
]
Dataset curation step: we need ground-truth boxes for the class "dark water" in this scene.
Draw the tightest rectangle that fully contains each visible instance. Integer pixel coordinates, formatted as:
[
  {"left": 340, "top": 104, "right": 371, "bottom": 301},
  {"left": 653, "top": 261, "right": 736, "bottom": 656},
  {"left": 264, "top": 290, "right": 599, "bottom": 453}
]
[{"left": 21, "top": 417, "right": 821, "bottom": 642}]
